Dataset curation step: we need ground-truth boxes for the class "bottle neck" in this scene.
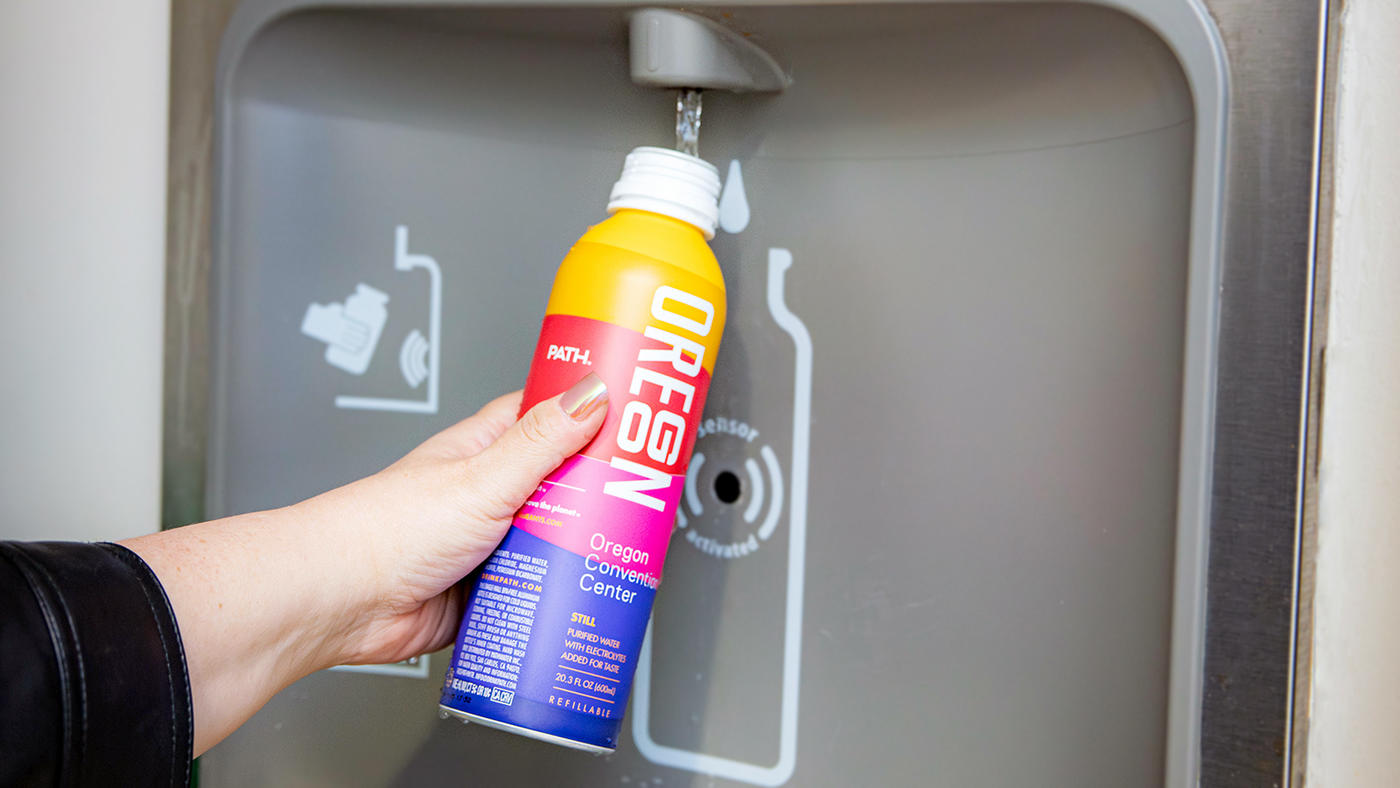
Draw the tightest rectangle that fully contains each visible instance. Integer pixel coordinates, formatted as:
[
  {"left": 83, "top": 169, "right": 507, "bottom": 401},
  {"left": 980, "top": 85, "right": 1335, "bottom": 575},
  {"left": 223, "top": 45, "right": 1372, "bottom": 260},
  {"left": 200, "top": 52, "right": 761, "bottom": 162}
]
[{"left": 606, "top": 146, "right": 721, "bottom": 239}]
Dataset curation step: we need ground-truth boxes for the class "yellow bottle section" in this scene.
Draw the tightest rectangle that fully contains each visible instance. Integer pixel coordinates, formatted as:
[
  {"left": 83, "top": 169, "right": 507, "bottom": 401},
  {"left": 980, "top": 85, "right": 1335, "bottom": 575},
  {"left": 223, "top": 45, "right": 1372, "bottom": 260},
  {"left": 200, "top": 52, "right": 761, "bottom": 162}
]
[{"left": 546, "top": 209, "right": 727, "bottom": 374}]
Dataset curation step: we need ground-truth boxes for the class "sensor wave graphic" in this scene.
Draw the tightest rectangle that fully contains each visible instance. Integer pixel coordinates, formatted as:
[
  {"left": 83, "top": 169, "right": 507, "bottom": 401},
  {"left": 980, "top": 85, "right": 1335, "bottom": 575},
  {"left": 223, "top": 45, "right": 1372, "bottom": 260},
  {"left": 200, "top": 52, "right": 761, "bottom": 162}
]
[
  {"left": 676, "top": 448, "right": 784, "bottom": 542},
  {"left": 399, "top": 329, "right": 431, "bottom": 389}
]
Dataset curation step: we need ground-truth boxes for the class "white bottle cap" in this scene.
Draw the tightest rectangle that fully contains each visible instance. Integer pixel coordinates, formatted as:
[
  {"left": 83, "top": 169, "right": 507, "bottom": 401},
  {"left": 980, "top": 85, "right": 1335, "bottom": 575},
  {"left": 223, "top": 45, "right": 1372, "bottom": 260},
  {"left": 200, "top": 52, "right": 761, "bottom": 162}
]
[{"left": 607, "top": 146, "right": 721, "bottom": 239}]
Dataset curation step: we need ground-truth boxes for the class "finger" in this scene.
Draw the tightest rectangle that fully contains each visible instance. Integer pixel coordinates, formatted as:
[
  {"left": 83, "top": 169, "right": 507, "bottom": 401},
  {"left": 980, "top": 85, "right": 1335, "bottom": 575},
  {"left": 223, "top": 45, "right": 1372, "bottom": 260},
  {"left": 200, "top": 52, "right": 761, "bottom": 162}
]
[
  {"left": 464, "top": 373, "right": 609, "bottom": 520},
  {"left": 413, "top": 390, "right": 525, "bottom": 460}
]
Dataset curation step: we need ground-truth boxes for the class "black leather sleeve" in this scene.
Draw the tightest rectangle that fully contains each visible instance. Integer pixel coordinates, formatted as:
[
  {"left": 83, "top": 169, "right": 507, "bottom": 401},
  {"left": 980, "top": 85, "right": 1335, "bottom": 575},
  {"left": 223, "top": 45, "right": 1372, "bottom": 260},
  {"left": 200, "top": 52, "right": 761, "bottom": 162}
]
[{"left": 0, "top": 541, "right": 193, "bottom": 787}]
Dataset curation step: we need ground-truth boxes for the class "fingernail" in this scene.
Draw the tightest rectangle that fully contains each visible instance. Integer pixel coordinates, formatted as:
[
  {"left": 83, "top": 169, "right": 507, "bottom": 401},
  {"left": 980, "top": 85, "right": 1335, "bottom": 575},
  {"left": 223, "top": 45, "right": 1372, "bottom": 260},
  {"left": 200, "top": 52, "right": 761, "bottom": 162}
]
[{"left": 559, "top": 373, "right": 608, "bottom": 421}]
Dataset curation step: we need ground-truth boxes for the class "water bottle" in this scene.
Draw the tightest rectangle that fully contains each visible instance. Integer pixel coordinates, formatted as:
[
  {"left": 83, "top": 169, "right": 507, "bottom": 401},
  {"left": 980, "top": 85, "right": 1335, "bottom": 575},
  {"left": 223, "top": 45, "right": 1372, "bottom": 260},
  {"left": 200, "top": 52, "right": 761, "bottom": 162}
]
[{"left": 440, "top": 147, "right": 725, "bottom": 753}]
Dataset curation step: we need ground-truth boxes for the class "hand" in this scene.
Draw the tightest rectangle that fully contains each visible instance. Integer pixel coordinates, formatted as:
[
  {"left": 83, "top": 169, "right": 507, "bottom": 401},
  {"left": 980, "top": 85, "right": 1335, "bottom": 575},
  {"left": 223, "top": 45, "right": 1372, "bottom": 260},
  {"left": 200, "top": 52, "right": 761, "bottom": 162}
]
[
  {"left": 121, "top": 373, "right": 608, "bottom": 755},
  {"left": 302, "top": 376, "right": 609, "bottom": 667}
]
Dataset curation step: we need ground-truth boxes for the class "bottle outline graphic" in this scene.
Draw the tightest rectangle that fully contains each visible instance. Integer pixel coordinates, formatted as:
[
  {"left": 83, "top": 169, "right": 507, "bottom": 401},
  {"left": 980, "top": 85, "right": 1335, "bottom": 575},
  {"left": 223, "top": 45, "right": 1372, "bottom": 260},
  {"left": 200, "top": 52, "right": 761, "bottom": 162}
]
[
  {"left": 632, "top": 247, "right": 812, "bottom": 788},
  {"left": 329, "top": 654, "right": 432, "bottom": 679},
  {"left": 298, "top": 225, "right": 443, "bottom": 414},
  {"left": 334, "top": 225, "right": 443, "bottom": 414}
]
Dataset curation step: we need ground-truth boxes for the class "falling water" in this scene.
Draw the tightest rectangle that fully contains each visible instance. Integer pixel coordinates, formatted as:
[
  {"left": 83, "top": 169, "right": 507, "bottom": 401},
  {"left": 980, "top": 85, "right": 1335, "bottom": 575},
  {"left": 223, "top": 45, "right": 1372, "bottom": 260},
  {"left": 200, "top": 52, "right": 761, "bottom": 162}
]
[{"left": 675, "top": 89, "right": 703, "bottom": 157}]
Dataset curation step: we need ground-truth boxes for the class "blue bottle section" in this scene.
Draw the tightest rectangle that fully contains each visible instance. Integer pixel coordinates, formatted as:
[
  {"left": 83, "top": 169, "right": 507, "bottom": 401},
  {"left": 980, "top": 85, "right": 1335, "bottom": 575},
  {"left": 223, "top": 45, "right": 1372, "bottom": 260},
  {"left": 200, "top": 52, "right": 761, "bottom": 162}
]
[{"left": 441, "top": 528, "right": 657, "bottom": 750}]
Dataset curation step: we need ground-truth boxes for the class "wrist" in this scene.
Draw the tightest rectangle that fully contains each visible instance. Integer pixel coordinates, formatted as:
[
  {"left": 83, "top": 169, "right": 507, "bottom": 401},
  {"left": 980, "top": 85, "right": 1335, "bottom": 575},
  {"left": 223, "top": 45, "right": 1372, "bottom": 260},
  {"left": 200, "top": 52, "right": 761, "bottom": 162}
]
[{"left": 276, "top": 476, "right": 397, "bottom": 669}]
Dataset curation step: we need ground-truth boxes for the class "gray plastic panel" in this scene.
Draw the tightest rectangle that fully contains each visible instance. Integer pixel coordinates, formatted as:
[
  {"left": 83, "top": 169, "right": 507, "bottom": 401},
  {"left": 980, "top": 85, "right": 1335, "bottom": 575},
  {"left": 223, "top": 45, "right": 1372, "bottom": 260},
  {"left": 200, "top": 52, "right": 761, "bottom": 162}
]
[{"left": 201, "top": 3, "right": 1226, "bottom": 785}]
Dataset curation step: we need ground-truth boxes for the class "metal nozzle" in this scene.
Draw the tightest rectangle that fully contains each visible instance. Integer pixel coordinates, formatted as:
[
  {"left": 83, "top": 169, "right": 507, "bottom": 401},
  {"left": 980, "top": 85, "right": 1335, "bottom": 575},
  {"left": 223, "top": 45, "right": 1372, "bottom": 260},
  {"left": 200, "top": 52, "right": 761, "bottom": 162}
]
[{"left": 630, "top": 9, "right": 790, "bottom": 94}]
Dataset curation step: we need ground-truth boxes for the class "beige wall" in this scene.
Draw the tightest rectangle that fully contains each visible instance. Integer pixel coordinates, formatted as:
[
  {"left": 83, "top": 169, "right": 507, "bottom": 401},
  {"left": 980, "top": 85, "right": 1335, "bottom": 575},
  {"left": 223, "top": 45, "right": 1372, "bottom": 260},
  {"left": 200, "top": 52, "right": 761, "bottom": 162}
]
[
  {"left": 0, "top": 2, "right": 170, "bottom": 540},
  {"left": 1307, "top": 0, "right": 1400, "bottom": 783}
]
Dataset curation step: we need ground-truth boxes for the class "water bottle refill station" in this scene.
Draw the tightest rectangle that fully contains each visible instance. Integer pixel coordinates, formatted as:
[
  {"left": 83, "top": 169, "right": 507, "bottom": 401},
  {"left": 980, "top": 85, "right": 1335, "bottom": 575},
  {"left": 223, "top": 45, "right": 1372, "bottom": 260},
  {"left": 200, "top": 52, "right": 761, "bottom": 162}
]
[{"left": 185, "top": 0, "right": 1322, "bottom": 784}]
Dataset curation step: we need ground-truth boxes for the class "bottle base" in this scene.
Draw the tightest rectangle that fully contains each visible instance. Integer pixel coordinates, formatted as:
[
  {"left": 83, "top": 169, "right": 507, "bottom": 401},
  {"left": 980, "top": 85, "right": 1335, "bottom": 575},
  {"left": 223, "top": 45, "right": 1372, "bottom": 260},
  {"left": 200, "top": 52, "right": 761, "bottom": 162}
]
[{"left": 438, "top": 705, "right": 615, "bottom": 755}]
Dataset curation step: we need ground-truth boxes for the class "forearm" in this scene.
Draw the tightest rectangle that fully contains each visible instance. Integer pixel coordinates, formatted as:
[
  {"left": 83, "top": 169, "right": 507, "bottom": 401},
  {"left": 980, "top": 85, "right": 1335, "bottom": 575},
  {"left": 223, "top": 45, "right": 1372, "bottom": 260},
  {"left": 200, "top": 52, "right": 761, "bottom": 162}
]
[
  {"left": 120, "top": 505, "right": 356, "bottom": 756},
  {"left": 117, "top": 382, "right": 605, "bottom": 757}
]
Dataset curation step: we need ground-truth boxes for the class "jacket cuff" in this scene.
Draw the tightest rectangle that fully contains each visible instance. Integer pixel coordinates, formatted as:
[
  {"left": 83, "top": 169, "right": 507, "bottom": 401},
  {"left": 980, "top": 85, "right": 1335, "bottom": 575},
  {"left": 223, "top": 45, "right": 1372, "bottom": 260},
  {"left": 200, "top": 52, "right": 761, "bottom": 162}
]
[{"left": 0, "top": 540, "right": 193, "bottom": 787}]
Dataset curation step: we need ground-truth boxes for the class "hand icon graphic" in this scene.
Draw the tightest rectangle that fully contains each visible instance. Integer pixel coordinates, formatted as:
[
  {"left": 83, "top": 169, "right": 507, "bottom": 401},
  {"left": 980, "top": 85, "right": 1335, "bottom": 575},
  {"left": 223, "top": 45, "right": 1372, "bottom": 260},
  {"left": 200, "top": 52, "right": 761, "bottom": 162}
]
[{"left": 301, "top": 284, "right": 389, "bottom": 375}]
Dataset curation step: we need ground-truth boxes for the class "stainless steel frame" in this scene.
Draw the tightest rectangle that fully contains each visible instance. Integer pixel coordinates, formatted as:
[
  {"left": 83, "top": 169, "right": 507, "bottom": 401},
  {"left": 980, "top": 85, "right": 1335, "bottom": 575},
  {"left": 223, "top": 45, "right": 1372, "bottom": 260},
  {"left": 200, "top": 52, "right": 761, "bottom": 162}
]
[{"left": 162, "top": 0, "right": 1330, "bottom": 783}]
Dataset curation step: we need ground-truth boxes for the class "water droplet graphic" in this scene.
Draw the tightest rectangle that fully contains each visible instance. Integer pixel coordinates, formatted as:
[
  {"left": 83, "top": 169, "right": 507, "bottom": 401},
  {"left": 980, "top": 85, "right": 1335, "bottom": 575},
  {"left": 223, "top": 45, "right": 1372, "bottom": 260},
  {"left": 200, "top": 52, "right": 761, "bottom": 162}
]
[{"left": 718, "top": 159, "right": 750, "bottom": 234}]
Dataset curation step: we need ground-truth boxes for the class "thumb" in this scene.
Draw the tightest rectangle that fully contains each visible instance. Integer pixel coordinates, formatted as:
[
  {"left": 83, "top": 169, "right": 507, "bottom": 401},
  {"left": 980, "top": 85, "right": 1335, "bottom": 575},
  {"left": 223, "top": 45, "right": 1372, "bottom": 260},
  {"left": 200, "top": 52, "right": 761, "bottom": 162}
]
[{"left": 465, "top": 372, "right": 609, "bottom": 520}]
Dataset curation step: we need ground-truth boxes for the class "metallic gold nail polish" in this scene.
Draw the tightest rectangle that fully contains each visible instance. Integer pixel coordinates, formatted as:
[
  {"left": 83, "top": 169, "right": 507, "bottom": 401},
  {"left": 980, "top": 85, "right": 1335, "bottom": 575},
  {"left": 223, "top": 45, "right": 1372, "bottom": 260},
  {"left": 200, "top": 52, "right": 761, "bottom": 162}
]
[{"left": 558, "top": 372, "right": 608, "bottom": 421}]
